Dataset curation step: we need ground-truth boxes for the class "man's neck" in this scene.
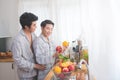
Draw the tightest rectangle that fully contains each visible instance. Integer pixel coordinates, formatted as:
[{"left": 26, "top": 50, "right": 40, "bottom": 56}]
[
  {"left": 23, "top": 29, "right": 31, "bottom": 36},
  {"left": 41, "top": 33, "right": 49, "bottom": 42},
  {"left": 23, "top": 29, "right": 33, "bottom": 51}
]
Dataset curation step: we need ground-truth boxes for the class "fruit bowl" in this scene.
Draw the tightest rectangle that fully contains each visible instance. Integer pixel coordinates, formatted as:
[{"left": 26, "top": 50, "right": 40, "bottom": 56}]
[
  {"left": 53, "top": 71, "right": 72, "bottom": 80},
  {"left": 63, "top": 71, "right": 72, "bottom": 77},
  {"left": 53, "top": 62, "right": 74, "bottom": 80},
  {"left": 53, "top": 53, "right": 75, "bottom": 80}
]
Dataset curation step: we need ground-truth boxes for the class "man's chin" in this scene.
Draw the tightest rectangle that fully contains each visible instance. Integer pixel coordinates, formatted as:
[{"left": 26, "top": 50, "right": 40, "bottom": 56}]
[{"left": 30, "top": 30, "right": 35, "bottom": 33}]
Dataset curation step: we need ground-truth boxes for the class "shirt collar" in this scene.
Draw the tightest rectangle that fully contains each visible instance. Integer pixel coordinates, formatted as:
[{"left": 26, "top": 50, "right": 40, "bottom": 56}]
[
  {"left": 20, "top": 29, "right": 26, "bottom": 36},
  {"left": 40, "top": 34, "right": 51, "bottom": 43},
  {"left": 20, "top": 29, "right": 35, "bottom": 41}
]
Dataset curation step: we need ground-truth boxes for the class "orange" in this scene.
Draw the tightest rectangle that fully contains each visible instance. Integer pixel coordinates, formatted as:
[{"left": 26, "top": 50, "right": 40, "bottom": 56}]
[
  {"left": 62, "top": 41, "right": 69, "bottom": 47},
  {"left": 54, "top": 66, "right": 61, "bottom": 74}
]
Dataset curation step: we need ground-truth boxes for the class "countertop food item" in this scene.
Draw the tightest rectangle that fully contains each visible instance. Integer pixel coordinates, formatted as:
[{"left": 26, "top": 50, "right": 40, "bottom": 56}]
[
  {"left": 53, "top": 56, "right": 75, "bottom": 80},
  {"left": 81, "top": 64, "right": 88, "bottom": 74},
  {"left": 6, "top": 51, "right": 12, "bottom": 57},
  {"left": 0, "top": 51, "right": 13, "bottom": 62},
  {"left": 0, "top": 52, "right": 7, "bottom": 57},
  {"left": 0, "top": 51, "right": 12, "bottom": 58}
]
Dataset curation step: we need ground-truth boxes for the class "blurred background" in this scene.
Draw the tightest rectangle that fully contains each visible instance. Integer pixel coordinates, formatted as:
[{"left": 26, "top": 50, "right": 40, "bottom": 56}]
[{"left": 0, "top": 0, "right": 120, "bottom": 80}]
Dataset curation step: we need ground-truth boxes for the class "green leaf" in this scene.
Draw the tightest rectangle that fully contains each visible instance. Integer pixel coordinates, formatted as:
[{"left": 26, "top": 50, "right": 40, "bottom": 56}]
[{"left": 58, "top": 54, "right": 64, "bottom": 59}]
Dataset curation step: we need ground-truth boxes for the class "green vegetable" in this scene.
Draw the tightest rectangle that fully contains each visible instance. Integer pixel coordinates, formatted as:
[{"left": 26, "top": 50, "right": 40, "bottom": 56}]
[{"left": 58, "top": 54, "right": 70, "bottom": 62}]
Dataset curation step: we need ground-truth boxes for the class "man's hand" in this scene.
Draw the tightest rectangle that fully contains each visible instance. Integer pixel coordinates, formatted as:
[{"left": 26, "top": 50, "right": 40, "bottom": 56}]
[
  {"left": 34, "top": 64, "right": 46, "bottom": 71},
  {"left": 53, "top": 52, "right": 59, "bottom": 58}
]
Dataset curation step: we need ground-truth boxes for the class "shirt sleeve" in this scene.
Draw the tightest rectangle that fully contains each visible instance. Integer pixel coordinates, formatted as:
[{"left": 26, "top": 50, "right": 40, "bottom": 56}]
[{"left": 11, "top": 40, "right": 34, "bottom": 72}]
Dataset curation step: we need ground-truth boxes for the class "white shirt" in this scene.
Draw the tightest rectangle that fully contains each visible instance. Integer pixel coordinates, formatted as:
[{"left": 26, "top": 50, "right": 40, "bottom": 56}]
[
  {"left": 11, "top": 29, "right": 37, "bottom": 79},
  {"left": 33, "top": 34, "right": 56, "bottom": 80}
]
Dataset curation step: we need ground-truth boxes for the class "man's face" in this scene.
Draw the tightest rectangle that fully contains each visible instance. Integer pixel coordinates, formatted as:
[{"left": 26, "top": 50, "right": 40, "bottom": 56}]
[
  {"left": 25, "top": 21, "right": 37, "bottom": 33},
  {"left": 42, "top": 24, "right": 54, "bottom": 37},
  {"left": 29, "top": 21, "right": 37, "bottom": 32}
]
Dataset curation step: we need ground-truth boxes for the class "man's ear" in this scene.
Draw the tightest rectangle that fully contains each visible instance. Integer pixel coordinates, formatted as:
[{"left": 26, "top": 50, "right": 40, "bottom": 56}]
[
  {"left": 41, "top": 27, "right": 44, "bottom": 30},
  {"left": 24, "top": 25, "right": 29, "bottom": 30}
]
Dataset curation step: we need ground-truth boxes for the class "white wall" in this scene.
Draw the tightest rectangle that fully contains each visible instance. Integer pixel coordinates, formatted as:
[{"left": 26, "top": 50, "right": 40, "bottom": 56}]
[{"left": 0, "top": 0, "right": 19, "bottom": 38}]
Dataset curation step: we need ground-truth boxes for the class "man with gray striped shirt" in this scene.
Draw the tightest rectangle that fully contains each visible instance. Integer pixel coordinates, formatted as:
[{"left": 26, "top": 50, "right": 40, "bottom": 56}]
[
  {"left": 33, "top": 20, "right": 58, "bottom": 80},
  {"left": 11, "top": 12, "right": 45, "bottom": 80}
]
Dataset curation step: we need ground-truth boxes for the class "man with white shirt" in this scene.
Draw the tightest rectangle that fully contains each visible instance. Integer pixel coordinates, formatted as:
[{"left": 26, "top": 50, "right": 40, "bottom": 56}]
[
  {"left": 11, "top": 12, "right": 45, "bottom": 80},
  {"left": 33, "top": 20, "right": 58, "bottom": 80}
]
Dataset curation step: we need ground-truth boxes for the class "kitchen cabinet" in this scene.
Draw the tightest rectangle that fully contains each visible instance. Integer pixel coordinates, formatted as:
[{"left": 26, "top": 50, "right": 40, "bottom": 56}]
[{"left": 0, "top": 62, "right": 19, "bottom": 80}]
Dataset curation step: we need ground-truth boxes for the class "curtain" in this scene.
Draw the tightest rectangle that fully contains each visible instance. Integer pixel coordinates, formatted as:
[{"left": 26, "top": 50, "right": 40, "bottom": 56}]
[
  {"left": 87, "top": 0, "right": 120, "bottom": 80},
  {"left": 18, "top": 0, "right": 120, "bottom": 80},
  {"left": 18, "top": 0, "right": 86, "bottom": 45}
]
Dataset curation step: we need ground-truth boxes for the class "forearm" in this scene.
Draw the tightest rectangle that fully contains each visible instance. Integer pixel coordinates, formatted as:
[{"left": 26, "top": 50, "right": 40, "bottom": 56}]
[{"left": 14, "top": 57, "right": 34, "bottom": 72}]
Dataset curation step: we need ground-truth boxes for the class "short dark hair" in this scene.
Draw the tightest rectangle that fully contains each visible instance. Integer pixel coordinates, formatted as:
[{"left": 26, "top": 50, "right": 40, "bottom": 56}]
[
  {"left": 20, "top": 12, "right": 38, "bottom": 29},
  {"left": 40, "top": 20, "right": 54, "bottom": 28}
]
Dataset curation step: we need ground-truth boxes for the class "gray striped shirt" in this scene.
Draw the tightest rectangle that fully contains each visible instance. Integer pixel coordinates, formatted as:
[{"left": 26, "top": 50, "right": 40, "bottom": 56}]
[
  {"left": 33, "top": 34, "right": 56, "bottom": 80},
  {"left": 11, "top": 29, "right": 37, "bottom": 79}
]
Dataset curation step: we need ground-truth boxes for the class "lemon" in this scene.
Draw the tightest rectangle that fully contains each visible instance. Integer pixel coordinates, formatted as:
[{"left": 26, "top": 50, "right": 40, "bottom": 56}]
[
  {"left": 65, "top": 61, "right": 73, "bottom": 66},
  {"left": 61, "top": 62, "right": 68, "bottom": 68}
]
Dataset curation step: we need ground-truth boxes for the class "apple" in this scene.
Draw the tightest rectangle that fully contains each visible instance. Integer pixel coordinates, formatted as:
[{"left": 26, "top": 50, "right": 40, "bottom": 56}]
[
  {"left": 56, "top": 46, "right": 62, "bottom": 53},
  {"left": 62, "top": 67, "right": 69, "bottom": 72},
  {"left": 58, "top": 73, "right": 65, "bottom": 79},
  {"left": 68, "top": 65, "right": 75, "bottom": 71}
]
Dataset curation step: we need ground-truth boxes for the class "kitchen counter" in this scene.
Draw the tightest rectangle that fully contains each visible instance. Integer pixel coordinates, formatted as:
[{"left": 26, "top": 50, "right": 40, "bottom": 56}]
[{"left": 0, "top": 58, "right": 14, "bottom": 62}]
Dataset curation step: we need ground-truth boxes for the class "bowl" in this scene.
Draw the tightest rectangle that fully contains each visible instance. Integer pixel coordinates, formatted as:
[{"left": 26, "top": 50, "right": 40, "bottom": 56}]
[{"left": 53, "top": 71, "right": 72, "bottom": 80}]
